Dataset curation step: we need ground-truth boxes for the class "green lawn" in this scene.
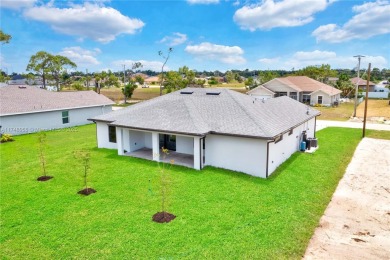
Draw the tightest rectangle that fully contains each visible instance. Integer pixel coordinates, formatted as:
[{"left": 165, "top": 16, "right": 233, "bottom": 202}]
[{"left": 0, "top": 125, "right": 387, "bottom": 259}]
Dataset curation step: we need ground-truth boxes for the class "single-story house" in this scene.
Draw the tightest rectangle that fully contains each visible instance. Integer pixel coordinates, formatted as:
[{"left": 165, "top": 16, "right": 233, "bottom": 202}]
[
  {"left": 350, "top": 77, "right": 376, "bottom": 92},
  {"left": 144, "top": 76, "right": 160, "bottom": 84},
  {"left": 90, "top": 88, "right": 321, "bottom": 178},
  {"left": 0, "top": 85, "right": 114, "bottom": 135},
  {"left": 254, "top": 76, "right": 341, "bottom": 106}
]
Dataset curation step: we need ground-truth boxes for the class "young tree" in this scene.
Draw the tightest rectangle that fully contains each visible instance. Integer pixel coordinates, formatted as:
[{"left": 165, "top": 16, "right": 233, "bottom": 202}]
[
  {"left": 0, "top": 30, "right": 11, "bottom": 44},
  {"left": 37, "top": 132, "right": 53, "bottom": 181},
  {"left": 26, "top": 51, "right": 52, "bottom": 89},
  {"left": 152, "top": 147, "right": 176, "bottom": 223},
  {"left": 122, "top": 81, "right": 137, "bottom": 103},
  {"left": 158, "top": 47, "right": 173, "bottom": 96},
  {"left": 74, "top": 149, "right": 95, "bottom": 195}
]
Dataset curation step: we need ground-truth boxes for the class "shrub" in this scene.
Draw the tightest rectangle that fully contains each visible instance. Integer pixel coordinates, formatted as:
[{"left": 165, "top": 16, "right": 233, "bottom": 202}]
[
  {"left": 72, "top": 82, "right": 84, "bottom": 90},
  {"left": 1, "top": 134, "right": 14, "bottom": 143}
]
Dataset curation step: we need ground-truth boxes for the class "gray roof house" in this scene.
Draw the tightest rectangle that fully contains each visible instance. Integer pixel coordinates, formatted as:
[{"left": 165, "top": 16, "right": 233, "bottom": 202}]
[
  {"left": 90, "top": 88, "right": 320, "bottom": 178},
  {"left": 0, "top": 85, "right": 114, "bottom": 135}
]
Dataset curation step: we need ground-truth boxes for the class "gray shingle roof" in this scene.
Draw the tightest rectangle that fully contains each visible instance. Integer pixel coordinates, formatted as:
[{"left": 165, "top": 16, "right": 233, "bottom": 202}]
[
  {"left": 0, "top": 86, "right": 114, "bottom": 116},
  {"left": 91, "top": 88, "right": 320, "bottom": 139}
]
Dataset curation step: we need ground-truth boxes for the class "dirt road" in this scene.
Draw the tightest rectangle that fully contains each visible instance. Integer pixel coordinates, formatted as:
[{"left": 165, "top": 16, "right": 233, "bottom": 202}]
[{"left": 304, "top": 138, "right": 390, "bottom": 260}]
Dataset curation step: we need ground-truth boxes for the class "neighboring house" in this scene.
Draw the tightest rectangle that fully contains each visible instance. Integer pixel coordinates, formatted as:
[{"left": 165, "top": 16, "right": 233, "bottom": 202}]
[
  {"left": 350, "top": 77, "right": 376, "bottom": 92},
  {"left": 254, "top": 76, "right": 341, "bottom": 106},
  {"left": 144, "top": 76, "right": 160, "bottom": 84},
  {"left": 247, "top": 85, "right": 275, "bottom": 100},
  {"left": 0, "top": 86, "right": 114, "bottom": 135},
  {"left": 90, "top": 88, "right": 320, "bottom": 178}
]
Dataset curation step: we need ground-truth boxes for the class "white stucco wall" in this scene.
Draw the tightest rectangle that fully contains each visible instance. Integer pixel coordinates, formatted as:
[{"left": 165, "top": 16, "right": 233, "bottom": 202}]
[
  {"left": 96, "top": 121, "right": 117, "bottom": 149},
  {"left": 205, "top": 134, "right": 268, "bottom": 178},
  {"left": 129, "top": 130, "right": 146, "bottom": 152},
  {"left": 310, "top": 91, "right": 340, "bottom": 106},
  {"left": 176, "top": 135, "right": 194, "bottom": 155},
  {"left": 268, "top": 118, "right": 316, "bottom": 175},
  {"left": 1, "top": 105, "right": 112, "bottom": 136},
  {"left": 144, "top": 132, "right": 152, "bottom": 148}
]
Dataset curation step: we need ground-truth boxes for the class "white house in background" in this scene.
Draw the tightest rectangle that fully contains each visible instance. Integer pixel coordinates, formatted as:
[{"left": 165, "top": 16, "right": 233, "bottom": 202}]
[
  {"left": 252, "top": 76, "right": 341, "bottom": 106},
  {"left": 0, "top": 85, "right": 114, "bottom": 135},
  {"left": 247, "top": 85, "right": 275, "bottom": 100},
  {"left": 90, "top": 88, "right": 320, "bottom": 178}
]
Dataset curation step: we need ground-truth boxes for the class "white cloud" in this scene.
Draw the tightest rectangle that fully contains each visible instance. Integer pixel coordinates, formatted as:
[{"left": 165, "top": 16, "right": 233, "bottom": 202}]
[
  {"left": 234, "top": 0, "right": 332, "bottom": 31},
  {"left": 112, "top": 60, "right": 168, "bottom": 72},
  {"left": 312, "top": 0, "right": 390, "bottom": 43},
  {"left": 23, "top": 2, "right": 145, "bottom": 43},
  {"left": 58, "top": 47, "right": 101, "bottom": 66},
  {"left": 187, "top": 0, "right": 219, "bottom": 4},
  {"left": 0, "top": 0, "right": 37, "bottom": 10},
  {"left": 258, "top": 50, "right": 388, "bottom": 70},
  {"left": 292, "top": 50, "right": 337, "bottom": 60},
  {"left": 185, "top": 42, "right": 246, "bottom": 64},
  {"left": 258, "top": 57, "right": 280, "bottom": 64},
  {"left": 159, "top": 33, "right": 188, "bottom": 46}
]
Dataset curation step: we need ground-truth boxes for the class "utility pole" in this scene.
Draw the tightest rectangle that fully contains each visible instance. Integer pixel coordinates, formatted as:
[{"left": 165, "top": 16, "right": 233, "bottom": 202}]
[
  {"left": 362, "top": 63, "right": 371, "bottom": 138},
  {"left": 353, "top": 55, "right": 365, "bottom": 117},
  {"left": 122, "top": 64, "right": 126, "bottom": 85}
]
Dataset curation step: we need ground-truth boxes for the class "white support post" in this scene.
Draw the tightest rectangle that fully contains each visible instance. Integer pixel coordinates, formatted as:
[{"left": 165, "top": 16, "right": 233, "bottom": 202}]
[
  {"left": 116, "top": 127, "right": 124, "bottom": 155},
  {"left": 152, "top": 132, "right": 160, "bottom": 161},
  {"left": 193, "top": 136, "right": 201, "bottom": 170},
  {"left": 123, "top": 129, "right": 130, "bottom": 153}
]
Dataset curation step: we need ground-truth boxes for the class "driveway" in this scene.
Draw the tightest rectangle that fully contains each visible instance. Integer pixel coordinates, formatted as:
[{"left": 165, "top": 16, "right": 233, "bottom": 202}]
[{"left": 304, "top": 138, "right": 390, "bottom": 259}]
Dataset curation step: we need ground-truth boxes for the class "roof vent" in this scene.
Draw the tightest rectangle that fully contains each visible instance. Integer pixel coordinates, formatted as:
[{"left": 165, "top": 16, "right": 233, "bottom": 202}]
[
  {"left": 180, "top": 91, "right": 194, "bottom": 95},
  {"left": 206, "top": 91, "right": 221, "bottom": 96}
]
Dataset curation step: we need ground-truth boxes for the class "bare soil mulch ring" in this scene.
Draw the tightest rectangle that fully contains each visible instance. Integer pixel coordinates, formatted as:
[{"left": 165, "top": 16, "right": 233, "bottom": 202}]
[
  {"left": 152, "top": 212, "right": 176, "bottom": 223},
  {"left": 37, "top": 176, "right": 53, "bottom": 181},
  {"left": 78, "top": 188, "right": 96, "bottom": 196}
]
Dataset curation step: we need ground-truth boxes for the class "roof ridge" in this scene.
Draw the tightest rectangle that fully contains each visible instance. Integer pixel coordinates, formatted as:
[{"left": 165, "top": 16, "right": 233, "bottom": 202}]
[{"left": 225, "top": 90, "right": 272, "bottom": 136}]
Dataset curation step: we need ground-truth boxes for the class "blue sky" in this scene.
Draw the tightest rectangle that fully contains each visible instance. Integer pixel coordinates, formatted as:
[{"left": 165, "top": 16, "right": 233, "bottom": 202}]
[{"left": 1, "top": 0, "right": 389, "bottom": 74}]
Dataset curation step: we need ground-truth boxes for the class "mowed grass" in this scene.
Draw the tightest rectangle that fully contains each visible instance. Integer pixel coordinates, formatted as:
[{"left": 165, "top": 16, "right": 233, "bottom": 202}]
[
  {"left": 315, "top": 102, "right": 354, "bottom": 121},
  {"left": 0, "top": 125, "right": 383, "bottom": 259}
]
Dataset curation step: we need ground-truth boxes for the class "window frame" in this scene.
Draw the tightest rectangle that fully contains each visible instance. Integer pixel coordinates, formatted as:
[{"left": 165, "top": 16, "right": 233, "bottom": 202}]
[
  {"left": 108, "top": 126, "right": 117, "bottom": 143},
  {"left": 317, "top": 95, "right": 323, "bottom": 104},
  {"left": 62, "top": 111, "right": 69, "bottom": 124}
]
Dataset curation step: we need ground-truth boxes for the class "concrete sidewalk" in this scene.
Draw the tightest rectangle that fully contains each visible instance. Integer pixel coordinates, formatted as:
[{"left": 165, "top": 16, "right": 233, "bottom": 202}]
[{"left": 316, "top": 120, "right": 390, "bottom": 131}]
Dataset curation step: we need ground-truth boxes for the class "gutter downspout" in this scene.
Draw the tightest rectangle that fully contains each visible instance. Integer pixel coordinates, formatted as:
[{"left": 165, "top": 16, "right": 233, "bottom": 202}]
[{"left": 266, "top": 140, "right": 273, "bottom": 178}]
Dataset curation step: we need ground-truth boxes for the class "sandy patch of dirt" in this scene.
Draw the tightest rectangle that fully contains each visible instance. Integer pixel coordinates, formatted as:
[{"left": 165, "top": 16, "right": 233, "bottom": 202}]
[{"left": 304, "top": 138, "right": 390, "bottom": 260}]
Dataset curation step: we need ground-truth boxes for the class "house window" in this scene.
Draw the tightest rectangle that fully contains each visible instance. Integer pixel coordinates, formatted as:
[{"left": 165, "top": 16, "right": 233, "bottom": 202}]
[
  {"left": 317, "top": 96, "right": 323, "bottom": 104},
  {"left": 276, "top": 92, "right": 287, "bottom": 97},
  {"left": 108, "top": 126, "right": 116, "bottom": 143},
  {"left": 274, "top": 134, "right": 283, "bottom": 144},
  {"left": 302, "top": 94, "right": 311, "bottom": 104},
  {"left": 289, "top": 92, "right": 297, "bottom": 100},
  {"left": 62, "top": 111, "right": 69, "bottom": 124}
]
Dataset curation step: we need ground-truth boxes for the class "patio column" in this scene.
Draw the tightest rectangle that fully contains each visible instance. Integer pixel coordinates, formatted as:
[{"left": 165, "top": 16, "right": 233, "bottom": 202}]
[
  {"left": 152, "top": 132, "right": 160, "bottom": 161},
  {"left": 193, "top": 136, "right": 201, "bottom": 170},
  {"left": 116, "top": 127, "right": 124, "bottom": 155}
]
